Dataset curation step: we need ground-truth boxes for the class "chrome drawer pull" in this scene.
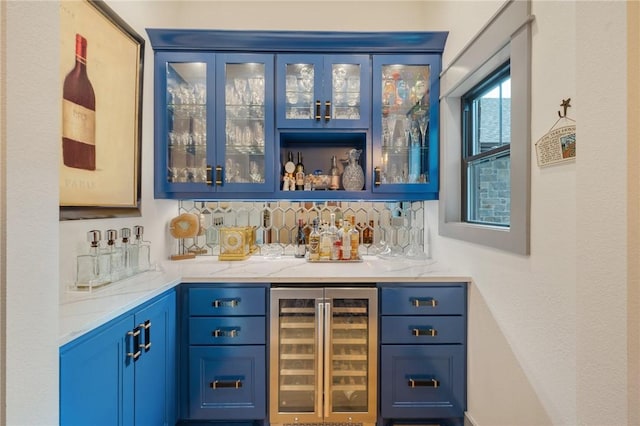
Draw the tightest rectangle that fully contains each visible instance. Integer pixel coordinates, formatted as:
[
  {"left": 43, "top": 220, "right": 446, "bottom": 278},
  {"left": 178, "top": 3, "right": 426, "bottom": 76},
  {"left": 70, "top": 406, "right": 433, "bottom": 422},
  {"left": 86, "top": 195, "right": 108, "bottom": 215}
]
[
  {"left": 410, "top": 297, "right": 438, "bottom": 308},
  {"left": 212, "top": 328, "right": 239, "bottom": 338},
  {"left": 212, "top": 298, "right": 240, "bottom": 308},
  {"left": 408, "top": 378, "right": 439, "bottom": 388},
  {"left": 412, "top": 327, "right": 437, "bottom": 337},
  {"left": 210, "top": 380, "right": 243, "bottom": 389},
  {"left": 140, "top": 321, "right": 152, "bottom": 351},
  {"left": 127, "top": 329, "right": 141, "bottom": 360}
]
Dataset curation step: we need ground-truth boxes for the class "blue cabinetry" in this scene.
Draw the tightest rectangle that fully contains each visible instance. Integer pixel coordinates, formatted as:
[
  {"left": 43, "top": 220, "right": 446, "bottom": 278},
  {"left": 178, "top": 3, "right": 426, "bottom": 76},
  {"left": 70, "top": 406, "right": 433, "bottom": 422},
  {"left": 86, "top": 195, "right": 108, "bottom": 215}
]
[
  {"left": 179, "top": 283, "right": 268, "bottom": 423},
  {"left": 60, "top": 290, "right": 177, "bottom": 426},
  {"left": 147, "top": 29, "right": 447, "bottom": 201},
  {"left": 379, "top": 283, "right": 467, "bottom": 425}
]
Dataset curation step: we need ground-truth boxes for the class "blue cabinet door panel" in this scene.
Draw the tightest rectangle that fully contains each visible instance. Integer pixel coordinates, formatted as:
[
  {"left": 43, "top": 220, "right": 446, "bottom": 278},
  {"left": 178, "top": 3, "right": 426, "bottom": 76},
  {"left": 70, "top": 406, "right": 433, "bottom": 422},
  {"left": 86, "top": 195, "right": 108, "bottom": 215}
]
[
  {"left": 380, "top": 345, "right": 465, "bottom": 419},
  {"left": 380, "top": 316, "right": 465, "bottom": 344},
  {"left": 189, "top": 316, "right": 266, "bottom": 345},
  {"left": 60, "top": 315, "right": 134, "bottom": 426},
  {"left": 189, "top": 287, "right": 266, "bottom": 316},
  {"left": 134, "top": 291, "right": 177, "bottom": 426},
  {"left": 189, "top": 345, "right": 266, "bottom": 420},
  {"left": 380, "top": 285, "right": 466, "bottom": 316}
]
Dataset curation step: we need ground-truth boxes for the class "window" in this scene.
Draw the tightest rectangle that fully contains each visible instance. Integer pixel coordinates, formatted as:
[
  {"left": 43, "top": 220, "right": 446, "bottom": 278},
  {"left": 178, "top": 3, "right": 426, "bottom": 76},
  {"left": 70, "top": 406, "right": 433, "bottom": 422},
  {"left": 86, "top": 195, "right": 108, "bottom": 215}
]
[
  {"left": 439, "top": 0, "right": 532, "bottom": 255},
  {"left": 462, "top": 65, "right": 511, "bottom": 226}
]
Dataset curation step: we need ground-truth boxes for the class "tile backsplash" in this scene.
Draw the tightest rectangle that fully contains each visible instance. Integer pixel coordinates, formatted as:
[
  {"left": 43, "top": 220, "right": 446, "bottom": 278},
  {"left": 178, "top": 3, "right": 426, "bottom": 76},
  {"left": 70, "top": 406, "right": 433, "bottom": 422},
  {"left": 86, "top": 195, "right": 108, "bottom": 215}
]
[{"left": 175, "top": 200, "right": 426, "bottom": 257}]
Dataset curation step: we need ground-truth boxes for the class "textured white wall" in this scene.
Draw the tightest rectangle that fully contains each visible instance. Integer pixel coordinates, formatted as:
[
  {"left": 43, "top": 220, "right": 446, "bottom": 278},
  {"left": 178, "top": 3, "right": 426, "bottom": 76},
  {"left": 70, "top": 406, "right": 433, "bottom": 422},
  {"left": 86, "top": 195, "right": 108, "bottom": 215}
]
[
  {"left": 5, "top": 2, "right": 60, "bottom": 423},
  {"left": 4, "top": 1, "right": 634, "bottom": 424}
]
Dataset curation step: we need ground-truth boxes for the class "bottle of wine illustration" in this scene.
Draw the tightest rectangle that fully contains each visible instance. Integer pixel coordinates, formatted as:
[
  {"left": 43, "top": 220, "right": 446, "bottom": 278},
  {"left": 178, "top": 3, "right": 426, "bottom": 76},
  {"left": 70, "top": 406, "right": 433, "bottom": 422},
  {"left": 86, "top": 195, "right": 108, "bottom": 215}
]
[{"left": 62, "top": 33, "right": 96, "bottom": 170}]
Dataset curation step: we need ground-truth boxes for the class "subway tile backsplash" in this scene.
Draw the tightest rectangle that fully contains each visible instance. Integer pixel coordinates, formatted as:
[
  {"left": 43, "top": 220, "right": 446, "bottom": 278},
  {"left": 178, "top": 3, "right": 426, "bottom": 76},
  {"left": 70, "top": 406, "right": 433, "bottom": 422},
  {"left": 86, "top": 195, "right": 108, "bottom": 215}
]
[{"left": 177, "top": 200, "right": 425, "bottom": 257}]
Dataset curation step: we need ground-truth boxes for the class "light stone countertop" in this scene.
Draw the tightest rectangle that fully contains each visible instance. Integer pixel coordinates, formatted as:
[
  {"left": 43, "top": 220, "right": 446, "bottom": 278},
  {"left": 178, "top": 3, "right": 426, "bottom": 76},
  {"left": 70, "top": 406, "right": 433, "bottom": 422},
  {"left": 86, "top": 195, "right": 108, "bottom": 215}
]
[{"left": 59, "top": 256, "right": 470, "bottom": 346}]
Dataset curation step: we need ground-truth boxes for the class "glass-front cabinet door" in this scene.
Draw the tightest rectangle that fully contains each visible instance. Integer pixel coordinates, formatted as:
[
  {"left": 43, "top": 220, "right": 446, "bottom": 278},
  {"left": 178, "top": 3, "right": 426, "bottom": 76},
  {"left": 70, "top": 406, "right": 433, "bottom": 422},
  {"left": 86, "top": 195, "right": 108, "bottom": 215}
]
[
  {"left": 155, "top": 52, "right": 214, "bottom": 196},
  {"left": 215, "top": 54, "right": 275, "bottom": 193},
  {"left": 276, "top": 54, "right": 370, "bottom": 129},
  {"left": 269, "top": 287, "right": 377, "bottom": 426},
  {"left": 154, "top": 52, "right": 274, "bottom": 198},
  {"left": 372, "top": 54, "right": 441, "bottom": 196}
]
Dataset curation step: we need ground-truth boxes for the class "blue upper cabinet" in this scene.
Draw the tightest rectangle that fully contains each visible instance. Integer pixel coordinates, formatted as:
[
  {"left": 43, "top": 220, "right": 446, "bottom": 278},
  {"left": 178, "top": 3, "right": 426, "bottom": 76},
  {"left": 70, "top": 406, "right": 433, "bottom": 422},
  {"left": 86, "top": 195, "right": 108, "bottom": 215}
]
[
  {"left": 371, "top": 55, "right": 441, "bottom": 197},
  {"left": 147, "top": 29, "right": 446, "bottom": 200},
  {"left": 153, "top": 50, "right": 275, "bottom": 198},
  {"left": 276, "top": 54, "right": 370, "bottom": 129}
]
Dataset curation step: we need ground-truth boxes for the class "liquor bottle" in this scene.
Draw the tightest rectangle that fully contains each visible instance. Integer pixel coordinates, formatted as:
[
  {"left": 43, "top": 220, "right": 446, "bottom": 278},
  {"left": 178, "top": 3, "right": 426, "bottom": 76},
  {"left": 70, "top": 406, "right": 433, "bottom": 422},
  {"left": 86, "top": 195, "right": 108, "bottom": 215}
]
[
  {"left": 120, "top": 228, "right": 136, "bottom": 278},
  {"left": 328, "top": 213, "right": 340, "bottom": 260},
  {"left": 341, "top": 218, "right": 351, "bottom": 260},
  {"left": 101, "top": 229, "right": 123, "bottom": 282},
  {"left": 319, "top": 218, "right": 332, "bottom": 261},
  {"left": 133, "top": 225, "right": 151, "bottom": 273},
  {"left": 283, "top": 151, "right": 295, "bottom": 182},
  {"left": 294, "top": 219, "right": 307, "bottom": 258},
  {"left": 295, "top": 152, "right": 305, "bottom": 191},
  {"left": 349, "top": 215, "right": 360, "bottom": 259},
  {"left": 76, "top": 230, "right": 111, "bottom": 288},
  {"left": 62, "top": 33, "right": 96, "bottom": 171},
  {"left": 329, "top": 155, "right": 340, "bottom": 190},
  {"left": 308, "top": 219, "right": 320, "bottom": 261}
]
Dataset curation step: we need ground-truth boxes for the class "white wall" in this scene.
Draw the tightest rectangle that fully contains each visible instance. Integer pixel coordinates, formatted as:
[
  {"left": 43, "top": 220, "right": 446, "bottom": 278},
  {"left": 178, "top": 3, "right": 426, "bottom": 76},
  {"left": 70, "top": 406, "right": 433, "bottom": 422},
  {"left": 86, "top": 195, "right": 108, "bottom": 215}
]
[{"left": 3, "top": 1, "right": 636, "bottom": 425}]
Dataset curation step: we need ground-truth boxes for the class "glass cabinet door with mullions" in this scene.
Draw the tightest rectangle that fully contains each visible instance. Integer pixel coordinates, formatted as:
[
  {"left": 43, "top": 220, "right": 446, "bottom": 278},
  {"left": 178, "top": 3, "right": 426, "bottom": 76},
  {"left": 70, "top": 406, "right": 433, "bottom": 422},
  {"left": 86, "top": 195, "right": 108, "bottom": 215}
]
[
  {"left": 276, "top": 54, "right": 371, "bottom": 129},
  {"left": 215, "top": 54, "right": 275, "bottom": 193},
  {"left": 153, "top": 52, "right": 274, "bottom": 198},
  {"left": 372, "top": 54, "right": 441, "bottom": 196},
  {"left": 155, "top": 52, "right": 214, "bottom": 197}
]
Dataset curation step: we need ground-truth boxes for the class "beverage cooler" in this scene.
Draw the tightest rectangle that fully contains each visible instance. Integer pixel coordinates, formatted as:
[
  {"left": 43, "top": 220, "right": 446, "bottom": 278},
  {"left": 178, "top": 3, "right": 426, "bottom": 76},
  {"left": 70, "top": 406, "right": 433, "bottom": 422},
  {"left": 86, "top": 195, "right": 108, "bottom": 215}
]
[{"left": 269, "top": 287, "right": 378, "bottom": 426}]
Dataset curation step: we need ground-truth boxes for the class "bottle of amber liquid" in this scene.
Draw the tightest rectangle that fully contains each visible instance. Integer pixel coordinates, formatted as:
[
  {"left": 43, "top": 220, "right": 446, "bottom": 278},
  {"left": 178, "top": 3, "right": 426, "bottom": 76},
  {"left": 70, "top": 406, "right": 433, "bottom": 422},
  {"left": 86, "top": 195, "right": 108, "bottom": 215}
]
[
  {"left": 62, "top": 33, "right": 96, "bottom": 170},
  {"left": 349, "top": 215, "right": 360, "bottom": 259}
]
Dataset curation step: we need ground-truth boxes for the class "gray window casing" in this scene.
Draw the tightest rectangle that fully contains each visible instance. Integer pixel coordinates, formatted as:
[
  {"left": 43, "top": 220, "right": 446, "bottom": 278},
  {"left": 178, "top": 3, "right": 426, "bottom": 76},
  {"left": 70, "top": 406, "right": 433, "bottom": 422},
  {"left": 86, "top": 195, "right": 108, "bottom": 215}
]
[{"left": 439, "top": 0, "right": 533, "bottom": 255}]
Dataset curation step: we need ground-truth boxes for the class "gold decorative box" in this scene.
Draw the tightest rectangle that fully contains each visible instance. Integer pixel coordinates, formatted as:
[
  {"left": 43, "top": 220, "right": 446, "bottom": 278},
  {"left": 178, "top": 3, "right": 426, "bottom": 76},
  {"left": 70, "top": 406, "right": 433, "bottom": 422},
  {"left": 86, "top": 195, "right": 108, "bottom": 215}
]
[{"left": 219, "top": 227, "right": 252, "bottom": 260}]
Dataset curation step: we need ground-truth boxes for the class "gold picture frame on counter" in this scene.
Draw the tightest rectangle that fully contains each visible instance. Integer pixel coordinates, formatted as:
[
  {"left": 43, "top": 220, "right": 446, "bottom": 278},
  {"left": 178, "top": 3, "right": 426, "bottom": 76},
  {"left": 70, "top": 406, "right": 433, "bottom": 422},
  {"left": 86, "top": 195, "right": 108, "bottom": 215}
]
[{"left": 59, "top": 0, "right": 144, "bottom": 220}]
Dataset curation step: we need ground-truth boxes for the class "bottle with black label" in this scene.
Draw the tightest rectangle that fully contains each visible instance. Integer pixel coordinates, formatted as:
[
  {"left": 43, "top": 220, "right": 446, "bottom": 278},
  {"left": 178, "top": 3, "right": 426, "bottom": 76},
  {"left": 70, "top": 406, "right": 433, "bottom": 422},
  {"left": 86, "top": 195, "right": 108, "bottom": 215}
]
[{"left": 295, "top": 152, "right": 305, "bottom": 190}]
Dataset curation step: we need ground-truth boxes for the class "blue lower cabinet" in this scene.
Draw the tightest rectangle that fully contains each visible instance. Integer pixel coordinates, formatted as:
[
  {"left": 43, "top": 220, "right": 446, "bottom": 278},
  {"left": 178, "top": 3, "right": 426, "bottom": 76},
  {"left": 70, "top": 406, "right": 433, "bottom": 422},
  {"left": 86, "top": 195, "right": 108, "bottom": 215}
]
[
  {"left": 380, "top": 345, "right": 465, "bottom": 419},
  {"left": 180, "top": 284, "right": 268, "bottom": 424},
  {"left": 59, "top": 290, "right": 176, "bottom": 426},
  {"left": 188, "top": 345, "right": 266, "bottom": 419},
  {"left": 379, "top": 283, "right": 467, "bottom": 425}
]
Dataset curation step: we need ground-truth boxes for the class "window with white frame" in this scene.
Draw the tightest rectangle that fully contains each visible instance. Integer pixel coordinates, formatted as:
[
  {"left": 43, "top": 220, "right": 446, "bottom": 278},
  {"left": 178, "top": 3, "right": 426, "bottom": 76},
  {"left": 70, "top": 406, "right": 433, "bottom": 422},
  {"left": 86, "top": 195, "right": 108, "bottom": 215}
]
[{"left": 439, "top": 0, "right": 532, "bottom": 255}]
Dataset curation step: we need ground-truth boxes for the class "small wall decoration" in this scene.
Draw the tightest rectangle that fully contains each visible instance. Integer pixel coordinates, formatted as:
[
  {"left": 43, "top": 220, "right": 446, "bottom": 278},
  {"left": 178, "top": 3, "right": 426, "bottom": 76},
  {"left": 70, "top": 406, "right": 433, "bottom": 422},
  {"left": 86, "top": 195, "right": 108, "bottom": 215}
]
[
  {"left": 59, "top": 0, "right": 144, "bottom": 220},
  {"left": 535, "top": 98, "right": 576, "bottom": 167}
]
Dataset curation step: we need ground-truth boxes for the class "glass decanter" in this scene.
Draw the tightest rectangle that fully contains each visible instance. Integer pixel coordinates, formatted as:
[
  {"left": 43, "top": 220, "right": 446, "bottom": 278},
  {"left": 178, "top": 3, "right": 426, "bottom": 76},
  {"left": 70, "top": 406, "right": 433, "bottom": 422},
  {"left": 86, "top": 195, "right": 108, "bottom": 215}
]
[{"left": 342, "top": 148, "right": 364, "bottom": 191}]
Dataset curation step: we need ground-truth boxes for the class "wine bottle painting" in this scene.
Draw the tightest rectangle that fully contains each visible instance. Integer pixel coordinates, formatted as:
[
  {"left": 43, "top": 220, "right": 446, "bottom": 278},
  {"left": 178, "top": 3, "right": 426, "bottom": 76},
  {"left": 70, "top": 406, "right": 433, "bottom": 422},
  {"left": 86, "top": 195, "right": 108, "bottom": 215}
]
[{"left": 62, "top": 33, "right": 96, "bottom": 171}]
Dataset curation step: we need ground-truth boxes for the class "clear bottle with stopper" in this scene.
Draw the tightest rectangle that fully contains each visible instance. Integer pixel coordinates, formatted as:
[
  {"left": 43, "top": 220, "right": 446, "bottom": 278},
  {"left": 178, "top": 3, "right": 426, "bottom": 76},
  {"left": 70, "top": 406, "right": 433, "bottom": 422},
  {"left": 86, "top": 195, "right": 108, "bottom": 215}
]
[
  {"left": 120, "top": 227, "right": 135, "bottom": 278},
  {"left": 103, "top": 229, "right": 123, "bottom": 281},
  {"left": 76, "top": 230, "right": 111, "bottom": 288},
  {"left": 133, "top": 225, "right": 151, "bottom": 273}
]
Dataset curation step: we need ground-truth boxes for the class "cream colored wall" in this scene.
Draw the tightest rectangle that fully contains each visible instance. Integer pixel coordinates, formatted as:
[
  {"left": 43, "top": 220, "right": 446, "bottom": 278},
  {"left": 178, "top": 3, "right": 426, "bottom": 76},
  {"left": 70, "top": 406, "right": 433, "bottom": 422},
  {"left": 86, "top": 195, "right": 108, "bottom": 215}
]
[
  {"left": 0, "top": 1, "right": 5, "bottom": 424},
  {"left": 3, "top": 0, "right": 635, "bottom": 424}
]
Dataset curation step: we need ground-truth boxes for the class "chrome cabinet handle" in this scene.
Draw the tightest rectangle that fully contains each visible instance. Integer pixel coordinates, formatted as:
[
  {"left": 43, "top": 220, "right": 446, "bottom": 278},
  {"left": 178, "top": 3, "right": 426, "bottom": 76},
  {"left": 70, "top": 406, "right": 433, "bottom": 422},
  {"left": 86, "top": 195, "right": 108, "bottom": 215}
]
[
  {"left": 324, "top": 101, "right": 331, "bottom": 122},
  {"left": 215, "top": 166, "right": 223, "bottom": 186},
  {"left": 210, "top": 380, "right": 242, "bottom": 389},
  {"left": 140, "top": 321, "right": 152, "bottom": 351},
  {"left": 316, "top": 301, "right": 324, "bottom": 420},
  {"left": 374, "top": 167, "right": 381, "bottom": 186},
  {"left": 323, "top": 301, "right": 331, "bottom": 418},
  {"left": 315, "top": 100, "right": 321, "bottom": 121},
  {"left": 206, "top": 165, "right": 213, "bottom": 185},
  {"left": 212, "top": 298, "right": 240, "bottom": 308},
  {"left": 408, "top": 378, "right": 439, "bottom": 388},
  {"left": 410, "top": 297, "right": 438, "bottom": 308},
  {"left": 127, "top": 329, "right": 141, "bottom": 360},
  {"left": 412, "top": 327, "right": 437, "bottom": 337},
  {"left": 212, "top": 328, "right": 239, "bottom": 338}
]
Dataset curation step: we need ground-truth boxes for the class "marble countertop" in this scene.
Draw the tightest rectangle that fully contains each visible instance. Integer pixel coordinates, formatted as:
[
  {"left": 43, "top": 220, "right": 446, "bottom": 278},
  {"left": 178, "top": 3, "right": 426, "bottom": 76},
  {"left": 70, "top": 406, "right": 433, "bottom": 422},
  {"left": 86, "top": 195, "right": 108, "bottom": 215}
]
[{"left": 59, "top": 256, "right": 470, "bottom": 346}]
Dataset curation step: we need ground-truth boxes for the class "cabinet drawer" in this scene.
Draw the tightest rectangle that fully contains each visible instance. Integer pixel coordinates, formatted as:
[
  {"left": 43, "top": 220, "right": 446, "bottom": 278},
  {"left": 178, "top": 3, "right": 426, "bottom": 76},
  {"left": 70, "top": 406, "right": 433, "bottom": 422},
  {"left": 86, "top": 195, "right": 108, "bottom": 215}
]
[
  {"left": 190, "top": 317, "right": 266, "bottom": 345},
  {"left": 189, "top": 345, "right": 266, "bottom": 420},
  {"left": 189, "top": 287, "right": 266, "bottom": 316},
  {"left": 380, "top": 285, "right": 465, "bottom": 316},
  {"left": 380, "top": 345, "right": 465, "bottom": 419},
  {"left": 380, "top": 316, "right": 465, "bottom": 344}
]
